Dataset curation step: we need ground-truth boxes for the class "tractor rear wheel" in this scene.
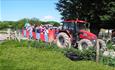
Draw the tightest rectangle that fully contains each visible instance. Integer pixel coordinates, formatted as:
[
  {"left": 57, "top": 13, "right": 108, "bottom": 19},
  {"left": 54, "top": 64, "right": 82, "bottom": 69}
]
[
  {"left": 78, "top": 39, "right": 93, "bottom": 50},
  {"left": 56, "top": 32, "right": 71, "bottom": 48}
]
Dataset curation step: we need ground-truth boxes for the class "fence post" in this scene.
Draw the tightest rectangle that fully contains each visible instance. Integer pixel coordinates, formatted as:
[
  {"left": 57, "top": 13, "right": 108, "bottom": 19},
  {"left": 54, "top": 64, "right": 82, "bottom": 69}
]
[
  {"left": 18, "top": 31, "right": 21, "bottom": 42},
  {"left": 96, "top": 39, "right": 100, "bottom": 63},
  {"left": 27, "top": 37, "right": 31, "bottom": 48},
  {"left": 7, "top": 28, "right": 11, "bottom": 40},
  {"left": 14, "top": 31, "right": 17, "bottom": 40}
]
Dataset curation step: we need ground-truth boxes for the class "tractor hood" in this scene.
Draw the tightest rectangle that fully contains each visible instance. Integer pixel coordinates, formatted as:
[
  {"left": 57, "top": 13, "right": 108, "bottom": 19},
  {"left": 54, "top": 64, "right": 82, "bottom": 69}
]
[{"left": 79, "top": 30, "right": 97, "bottom": 40}]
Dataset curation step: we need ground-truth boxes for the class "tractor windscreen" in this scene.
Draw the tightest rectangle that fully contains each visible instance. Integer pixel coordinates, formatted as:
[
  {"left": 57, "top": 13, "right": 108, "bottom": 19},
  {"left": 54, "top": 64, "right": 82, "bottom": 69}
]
[
  {"left": 63, "top": 22, "right": 75, "bottom": 30},
  {"left": 77, "top": 23, "right": 86, "bottom": 30}
]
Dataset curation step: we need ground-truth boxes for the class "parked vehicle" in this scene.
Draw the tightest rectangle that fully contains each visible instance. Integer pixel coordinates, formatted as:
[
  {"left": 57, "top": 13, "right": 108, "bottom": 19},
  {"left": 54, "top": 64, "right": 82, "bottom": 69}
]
[{"left": 56, "top": 19, "right": 106, "bottom": 50}]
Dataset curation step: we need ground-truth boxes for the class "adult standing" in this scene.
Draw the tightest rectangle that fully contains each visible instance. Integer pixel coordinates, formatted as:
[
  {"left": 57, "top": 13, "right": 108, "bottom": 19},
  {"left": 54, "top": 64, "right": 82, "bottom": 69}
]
[
  {"left": 27, "top": 23, "right": 33, "bottom": 39},
  {"left": 36, "top": 25, "right": 40, "bottom": 40},
  {"left": 44, "top": 27, "right": 49, "bottom": 42}
]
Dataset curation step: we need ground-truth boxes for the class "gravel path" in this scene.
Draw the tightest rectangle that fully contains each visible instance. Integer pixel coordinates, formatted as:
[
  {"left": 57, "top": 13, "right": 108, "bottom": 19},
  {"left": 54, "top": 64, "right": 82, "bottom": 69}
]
[{"left": 0, "top": 34, "right": 8, "bottom": 41}]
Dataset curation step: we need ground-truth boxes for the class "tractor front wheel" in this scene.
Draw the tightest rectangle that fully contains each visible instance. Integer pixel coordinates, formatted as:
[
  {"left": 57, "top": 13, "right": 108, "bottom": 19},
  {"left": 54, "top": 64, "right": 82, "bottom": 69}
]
[
  {"left": 56, "top": 32, "right": 71, "bottom": 48},
  {"left": 78, "top": 39, "right": 93, "bottom": 50}
]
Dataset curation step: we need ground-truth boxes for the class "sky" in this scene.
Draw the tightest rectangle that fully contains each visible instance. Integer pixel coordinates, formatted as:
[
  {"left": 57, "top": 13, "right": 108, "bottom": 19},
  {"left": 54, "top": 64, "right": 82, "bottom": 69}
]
[{"left": 0, "top": 0, "right": 62, "bottom": 22}]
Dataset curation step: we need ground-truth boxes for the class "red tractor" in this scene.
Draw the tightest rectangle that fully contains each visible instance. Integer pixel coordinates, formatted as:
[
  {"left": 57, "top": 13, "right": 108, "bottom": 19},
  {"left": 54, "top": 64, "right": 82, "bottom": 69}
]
[{"left": 56, "top": 19, "right": 106, "bottom": 50}]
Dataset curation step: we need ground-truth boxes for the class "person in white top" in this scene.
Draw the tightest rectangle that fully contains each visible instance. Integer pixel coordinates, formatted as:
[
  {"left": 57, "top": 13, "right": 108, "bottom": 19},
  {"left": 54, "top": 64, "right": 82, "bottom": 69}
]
[
  {"left": 35, "top": 25, "right": 40, "bottom": 40},
  {"left": 27, "top": 23, "right": 33, "bottom": 39},
  {"left": 24, "top": 22, "right": 30, "bottom": 37},
  {"left": 44, "top": 27, "right": 49, "bottom": 42}
]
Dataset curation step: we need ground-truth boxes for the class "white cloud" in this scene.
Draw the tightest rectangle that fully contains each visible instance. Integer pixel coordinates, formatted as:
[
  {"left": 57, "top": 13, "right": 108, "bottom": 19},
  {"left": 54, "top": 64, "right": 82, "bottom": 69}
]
[
  {"left": 40, "top": 15, "right": 55, "bottom": 21},
  {"left": 39, "top": 15, "right": 61, "bottom": 22},
  {"left": 43, "top": 15, "right": 54, "bottom": 20}
]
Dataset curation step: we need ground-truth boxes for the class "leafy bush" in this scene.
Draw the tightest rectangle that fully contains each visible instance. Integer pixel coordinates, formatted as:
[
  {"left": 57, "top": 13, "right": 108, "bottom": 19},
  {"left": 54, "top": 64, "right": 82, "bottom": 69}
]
[
  {"left": 106, "top": 41, "right": 115, "bottom": 51},
  {"left": 64, "top": 47, "right": 115, "bottom": 67},
  {"left": 100, "top": 41, "right": 115, "bottom": 67},
  {"left": 100, "top": 56, "right": 115, "bottom": 67},
  {"left": 64, "top": 47, "right": 96, "bottom": 61}
]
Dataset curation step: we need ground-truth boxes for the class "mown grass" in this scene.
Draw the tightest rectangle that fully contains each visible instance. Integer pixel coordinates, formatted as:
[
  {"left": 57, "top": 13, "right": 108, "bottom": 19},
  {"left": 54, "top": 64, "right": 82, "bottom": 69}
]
[{"left": 0, "top": 40, "right": 114, "bottom": 70}]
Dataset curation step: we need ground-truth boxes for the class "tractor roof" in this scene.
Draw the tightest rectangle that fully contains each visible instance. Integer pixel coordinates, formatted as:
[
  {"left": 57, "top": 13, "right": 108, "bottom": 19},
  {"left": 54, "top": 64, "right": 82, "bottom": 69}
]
[{"left": 63, "top": 19, "right": 87, "bottom": 23}]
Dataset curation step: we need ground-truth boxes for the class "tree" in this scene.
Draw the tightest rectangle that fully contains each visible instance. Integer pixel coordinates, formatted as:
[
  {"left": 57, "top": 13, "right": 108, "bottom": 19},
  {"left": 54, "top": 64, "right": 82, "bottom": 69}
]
[
  {"left": 18, "top": 18, "right": 27, "bottom": 29},
  {"left": 0, "top": 21, "right": 17, "bottom": 29},
  {"left": 56, "top": 0, "right": 115, "bottom": 36},
  {"left": 30, "top": 17, "right": 41, "bottom": 25}
]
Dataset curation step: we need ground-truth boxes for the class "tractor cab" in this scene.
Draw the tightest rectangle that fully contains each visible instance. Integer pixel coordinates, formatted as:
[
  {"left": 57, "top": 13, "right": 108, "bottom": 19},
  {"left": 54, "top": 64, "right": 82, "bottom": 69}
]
[
  {"left": 61, "top": 19, "right": 90, "bottom": 39},
  {"left": 62, "top": 19, "right": 89, "bottom": 32}
]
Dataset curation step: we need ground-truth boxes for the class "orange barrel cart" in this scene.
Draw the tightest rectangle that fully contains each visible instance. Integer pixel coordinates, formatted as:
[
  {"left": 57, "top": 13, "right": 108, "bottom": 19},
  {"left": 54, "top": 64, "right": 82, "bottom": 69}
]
[
  {"left": 48, "top": 29, "right": 55, "bottom": 43},
  {"left": 40, "top": 32, "right": 45, "bottom": 41},
  {"left": 26, "top": 30, "right": 29, "bottom": 38},
  {"left": 32, "top": 32, "right": 36, "bottom": 40}
]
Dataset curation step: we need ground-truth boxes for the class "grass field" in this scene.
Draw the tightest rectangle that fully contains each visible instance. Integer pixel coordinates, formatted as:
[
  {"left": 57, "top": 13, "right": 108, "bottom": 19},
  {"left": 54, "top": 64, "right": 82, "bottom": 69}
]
[{"left": 0, "top": 40, "right": 115, "bottom": 70}]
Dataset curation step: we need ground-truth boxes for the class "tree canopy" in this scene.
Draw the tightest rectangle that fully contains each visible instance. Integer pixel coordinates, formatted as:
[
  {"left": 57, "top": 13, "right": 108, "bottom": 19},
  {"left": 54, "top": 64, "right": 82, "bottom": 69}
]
[
  {"left": 56, "top": 0, "right": 115, "bottom": 35},
  {"left": 56, "top": 0, "right": 115, "bottom": 22}
]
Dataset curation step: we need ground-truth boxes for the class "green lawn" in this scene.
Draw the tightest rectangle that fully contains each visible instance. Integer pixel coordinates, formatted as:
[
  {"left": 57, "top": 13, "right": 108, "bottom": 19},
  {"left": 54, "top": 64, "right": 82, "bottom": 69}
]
[{"left": 0, "top": 40, "right": 114, "bottom": 70}]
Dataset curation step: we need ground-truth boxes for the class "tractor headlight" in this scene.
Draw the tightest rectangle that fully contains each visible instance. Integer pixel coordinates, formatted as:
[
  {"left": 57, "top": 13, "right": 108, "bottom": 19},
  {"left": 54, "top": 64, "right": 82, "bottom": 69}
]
[{"left": 91, "top": 40, "right": 97, "bottom": 46}]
